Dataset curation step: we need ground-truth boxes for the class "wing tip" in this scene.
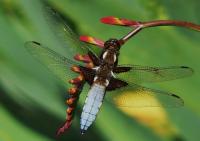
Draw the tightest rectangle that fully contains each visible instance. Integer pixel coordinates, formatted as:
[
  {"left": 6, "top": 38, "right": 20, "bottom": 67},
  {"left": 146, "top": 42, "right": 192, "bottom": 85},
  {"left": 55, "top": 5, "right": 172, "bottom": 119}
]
[
  {"left": 25, "top": 41, "right": 41, "bottom": 46},
  {"left": 171, "top": 94, "right": 184, "bottom": 107},
  {"left": 181, "top": 66, "right": 194, "bottom": 75},
  {"left": 180, "top": 66, "right": 189, "bottom": 69},
  {"left": 171, "top": 94, "right": 180, "bottom": 99},
  {"left": 32, "top": 41, "right": 41, "bottom": 45}
]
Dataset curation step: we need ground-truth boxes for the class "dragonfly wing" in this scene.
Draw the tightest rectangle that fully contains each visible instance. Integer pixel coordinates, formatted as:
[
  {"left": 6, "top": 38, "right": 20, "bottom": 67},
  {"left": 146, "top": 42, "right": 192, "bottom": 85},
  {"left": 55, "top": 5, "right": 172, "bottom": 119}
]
[
  {"left": 115, "top": 65, "right": 193, "bottom": 84},
  {"left": 43, "top": 7, "right": 97, "bottom": 62},
  {"left": 25, "top": 41, "right": 80, "bottom": 84},
  {"left": 106, "top": 83, "right": 184, "bottom": 107}
]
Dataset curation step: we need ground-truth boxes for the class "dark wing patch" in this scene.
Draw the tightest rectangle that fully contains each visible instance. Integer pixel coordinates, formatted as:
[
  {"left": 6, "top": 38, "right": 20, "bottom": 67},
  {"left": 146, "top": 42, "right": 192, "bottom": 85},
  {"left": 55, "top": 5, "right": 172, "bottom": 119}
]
[
  {"left": 106, "top": 78, "right": 128, "bottom": 91},
  {"left": 113, "top": 66, "right": 131, "bottom": 73},
  {"left": 87, "top": 51, "right": 101, "bottom": 66},
  {"left": 79, "top": 66, "right": 95, "bottom": 85}
]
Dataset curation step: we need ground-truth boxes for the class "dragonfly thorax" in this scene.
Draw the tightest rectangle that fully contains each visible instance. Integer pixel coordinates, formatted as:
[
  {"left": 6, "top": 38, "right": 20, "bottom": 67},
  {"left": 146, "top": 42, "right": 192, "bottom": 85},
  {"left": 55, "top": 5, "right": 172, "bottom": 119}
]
[{"left": 94, "top": 39, "right": 120, "bottom": 86}]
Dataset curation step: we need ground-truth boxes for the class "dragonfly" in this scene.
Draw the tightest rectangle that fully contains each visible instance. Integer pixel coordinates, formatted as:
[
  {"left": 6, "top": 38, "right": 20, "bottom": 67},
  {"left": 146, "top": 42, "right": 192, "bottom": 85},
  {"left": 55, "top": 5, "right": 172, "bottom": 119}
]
[{"left": 25, "top": 7, "right": 200, "bottom": 135}]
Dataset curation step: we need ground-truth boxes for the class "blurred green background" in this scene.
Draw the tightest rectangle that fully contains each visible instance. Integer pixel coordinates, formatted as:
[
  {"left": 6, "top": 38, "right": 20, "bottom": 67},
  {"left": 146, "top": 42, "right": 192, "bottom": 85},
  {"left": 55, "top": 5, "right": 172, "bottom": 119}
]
[{"left": 0, "top": 0, "right": 200, "bottom": 141}]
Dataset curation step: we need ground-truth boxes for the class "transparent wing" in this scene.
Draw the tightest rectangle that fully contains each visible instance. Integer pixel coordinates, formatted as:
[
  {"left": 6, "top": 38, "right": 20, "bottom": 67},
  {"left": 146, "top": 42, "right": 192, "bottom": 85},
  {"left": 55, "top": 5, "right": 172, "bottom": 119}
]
[
  {"left": 43, "top": 7, "right": 97, "bottom": 63},
  {"left": 115, "top": 65, "right": 193, "bottom": 84},
  {"left": 25, "top": 41, "right": 80, "bottom": 84},
  {"left": 106, "top": 83, "right": 184, "bottom": 108}
]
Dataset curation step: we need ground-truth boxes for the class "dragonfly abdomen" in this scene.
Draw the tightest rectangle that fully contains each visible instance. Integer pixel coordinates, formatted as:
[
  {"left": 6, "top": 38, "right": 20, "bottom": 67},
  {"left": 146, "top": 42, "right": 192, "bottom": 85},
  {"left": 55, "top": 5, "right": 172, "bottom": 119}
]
[{"left": 80, "top": 83, "right": 105, "bottom": 134}]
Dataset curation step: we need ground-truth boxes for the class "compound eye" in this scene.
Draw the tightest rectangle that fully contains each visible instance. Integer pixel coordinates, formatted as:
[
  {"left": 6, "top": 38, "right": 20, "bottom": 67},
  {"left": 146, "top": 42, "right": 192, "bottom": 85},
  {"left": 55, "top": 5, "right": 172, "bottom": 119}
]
[
  {"left": 104, "top": 38, "right": 120, "bottom": 49},
  {"left": 104, "top": 41, "right": 110, "bottom": 48}
]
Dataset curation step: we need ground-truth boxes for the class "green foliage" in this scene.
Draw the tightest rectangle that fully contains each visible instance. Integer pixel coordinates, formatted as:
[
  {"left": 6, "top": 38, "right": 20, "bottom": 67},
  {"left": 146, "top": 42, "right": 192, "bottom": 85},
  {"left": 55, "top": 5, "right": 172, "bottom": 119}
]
[{"left": 0, "top": 0, "right": 200, "bottom": 141}]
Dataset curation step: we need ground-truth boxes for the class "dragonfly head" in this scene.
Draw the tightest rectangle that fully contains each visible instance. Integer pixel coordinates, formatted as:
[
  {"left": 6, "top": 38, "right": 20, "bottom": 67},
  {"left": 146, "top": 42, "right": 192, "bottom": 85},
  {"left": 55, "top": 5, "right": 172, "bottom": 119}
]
[{"left": 104, "top": 39, "right": 121, "bottom": 52}]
